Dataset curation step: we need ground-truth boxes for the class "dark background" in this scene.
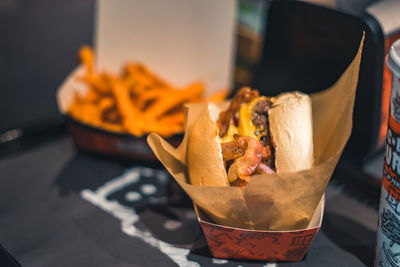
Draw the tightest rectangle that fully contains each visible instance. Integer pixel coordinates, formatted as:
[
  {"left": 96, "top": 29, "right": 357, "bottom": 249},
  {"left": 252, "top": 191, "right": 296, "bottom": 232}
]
[{"left": 0, "top": 0, "right": 94, "bottom": 133}]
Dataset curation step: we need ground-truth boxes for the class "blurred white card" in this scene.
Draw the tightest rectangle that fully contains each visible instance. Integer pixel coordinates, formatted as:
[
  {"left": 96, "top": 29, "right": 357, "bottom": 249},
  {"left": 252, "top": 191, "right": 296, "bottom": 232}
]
[
  {"left": 96, "top": 0, "right": 236, "bottom": 93},
  {"left": 367, "top": 0, "right": 400, "bottom": 35}
]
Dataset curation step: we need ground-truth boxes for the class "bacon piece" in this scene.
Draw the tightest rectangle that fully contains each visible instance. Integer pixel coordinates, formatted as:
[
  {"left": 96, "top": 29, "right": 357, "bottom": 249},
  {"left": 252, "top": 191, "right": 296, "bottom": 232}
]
[
  {"left": 221, "top": 136, "right": 273, "bottom": 183},
  {"left": 222, "top": 136, "right": 265, "bottom": 184},
  {"left": 221, "top": 135, "right": 271, "bottom": 162},
  {"left": 221, "top": 136, "right": 246, "bottom": 161},
  {"left": 217, "top": 87, "right": 259, "bottom": 137}
]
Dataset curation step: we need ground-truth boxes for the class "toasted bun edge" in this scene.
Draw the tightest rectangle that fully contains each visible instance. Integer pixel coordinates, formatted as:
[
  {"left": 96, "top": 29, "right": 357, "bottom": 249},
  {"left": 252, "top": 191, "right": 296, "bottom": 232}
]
[
  {"left": 187, "top": 103, "right": 229, "bottom": 186},
  {"left": 268, "top": 91, "right": 314, "bottom": 173}
]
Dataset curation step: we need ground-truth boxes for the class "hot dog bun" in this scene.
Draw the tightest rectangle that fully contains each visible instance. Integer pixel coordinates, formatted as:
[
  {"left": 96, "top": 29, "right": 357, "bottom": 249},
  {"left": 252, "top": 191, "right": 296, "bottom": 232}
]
[
  {"left": 269, "top": 92, "right": 314, "bottom": 172},
  {"left": 187, "top": 104, "right": 229, "bottom": 186},
  {"left": 187, "top": 91, "right": 313, "bottom": 187}
]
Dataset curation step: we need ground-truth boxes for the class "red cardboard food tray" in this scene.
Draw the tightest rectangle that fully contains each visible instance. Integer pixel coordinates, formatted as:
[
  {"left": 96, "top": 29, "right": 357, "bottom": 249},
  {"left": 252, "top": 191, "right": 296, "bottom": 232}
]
[{"left": 195, "top": 196, "right": 324, "bottom": 262}]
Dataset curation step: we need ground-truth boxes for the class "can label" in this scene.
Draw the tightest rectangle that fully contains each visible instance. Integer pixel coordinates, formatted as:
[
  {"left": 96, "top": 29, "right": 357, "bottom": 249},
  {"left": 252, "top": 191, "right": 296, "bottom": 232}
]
[{"left": 376, "top": 76, "right": 400, "bottom": 267}]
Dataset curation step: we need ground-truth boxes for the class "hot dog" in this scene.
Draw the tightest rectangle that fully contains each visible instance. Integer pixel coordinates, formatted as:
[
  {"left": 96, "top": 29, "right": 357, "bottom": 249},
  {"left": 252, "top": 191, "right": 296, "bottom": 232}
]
[{"left": 187, "top": 87, "right": 314, "bottom": 187}]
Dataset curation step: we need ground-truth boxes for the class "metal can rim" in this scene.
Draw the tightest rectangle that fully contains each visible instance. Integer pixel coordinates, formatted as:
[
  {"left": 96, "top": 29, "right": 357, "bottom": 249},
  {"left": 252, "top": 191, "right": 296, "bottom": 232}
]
[{"left": 387, "top": 39, "right": 400, "bottom": 78}]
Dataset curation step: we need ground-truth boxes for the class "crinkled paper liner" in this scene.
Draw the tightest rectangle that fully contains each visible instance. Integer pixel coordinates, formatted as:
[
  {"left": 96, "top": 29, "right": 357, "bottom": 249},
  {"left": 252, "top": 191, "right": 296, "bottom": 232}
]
[{"left": 148, "top": 34, "right": 364, "bottom": 231}]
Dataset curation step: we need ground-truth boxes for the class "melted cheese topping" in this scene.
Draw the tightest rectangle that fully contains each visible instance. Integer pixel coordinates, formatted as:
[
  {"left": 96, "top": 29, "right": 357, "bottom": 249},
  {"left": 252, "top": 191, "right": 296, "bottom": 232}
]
[
  {"left": 219, "top": 123, "right": 238, "bottom": 143},
  {"left": 219, "top": 96, "right": 271, "bottom": 143},
  {"left": 238, "top": 97, "right": 260, "bottom": 140}
]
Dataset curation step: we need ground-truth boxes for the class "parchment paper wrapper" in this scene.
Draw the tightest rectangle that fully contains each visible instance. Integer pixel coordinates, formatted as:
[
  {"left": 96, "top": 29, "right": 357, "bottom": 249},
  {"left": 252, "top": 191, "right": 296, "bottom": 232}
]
[{"left": 147, "top": 36, "right": 364, "bottom": 231}]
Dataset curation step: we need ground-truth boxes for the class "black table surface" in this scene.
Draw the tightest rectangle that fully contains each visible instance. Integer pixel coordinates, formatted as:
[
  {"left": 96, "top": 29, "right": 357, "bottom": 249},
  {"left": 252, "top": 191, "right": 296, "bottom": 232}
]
[{"left": 0, "top": 136, "right": 378, "bottom": 267}]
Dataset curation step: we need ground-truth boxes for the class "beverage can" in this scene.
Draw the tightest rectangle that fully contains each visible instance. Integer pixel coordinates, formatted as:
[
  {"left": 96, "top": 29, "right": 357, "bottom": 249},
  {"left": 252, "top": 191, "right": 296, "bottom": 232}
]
[{"left": 376, "top": 39, "right": 400, "bottom": 267}]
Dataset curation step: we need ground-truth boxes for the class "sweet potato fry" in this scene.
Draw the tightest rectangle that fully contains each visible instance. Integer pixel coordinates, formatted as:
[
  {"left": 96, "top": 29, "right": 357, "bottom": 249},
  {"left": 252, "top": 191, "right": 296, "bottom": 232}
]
[
  {"left": 79, "top": 45, "right": 95, "bottom": 75},
  {"left": 136, "top": 88, "right": 173, "bottom": 110},
  {"left": 110, "top": 80, "right": 144, "bottom": 136},
  {"left": 83, "top": 88, "right": 101, "bottom": 103},
  {"left": 79, "top": 74, "right": 111, "bottom": 94},
  {"left": 98, "top": 97, "right": 114, "bottom": 110},
  {"left": 145, "top": 82, "right": 205, "bottom": 119},
  {"left": 124, "top": 63, "right": 169, "bottom": 88},
  {"left": 140, "top": 120, "right": 183, "bottom": 137}
]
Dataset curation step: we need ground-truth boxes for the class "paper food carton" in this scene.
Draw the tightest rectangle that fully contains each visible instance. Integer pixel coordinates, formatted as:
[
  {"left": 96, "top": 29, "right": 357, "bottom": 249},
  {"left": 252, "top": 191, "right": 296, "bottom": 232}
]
[
  {"left": 56, "top": 0, "right": 236, "bottom": 160},
  {"left": 196, "top": 196, "right": 323, "bottom": 261},
  {"left": 147, "top": 35, "right": 364, "bottom": 261}
]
